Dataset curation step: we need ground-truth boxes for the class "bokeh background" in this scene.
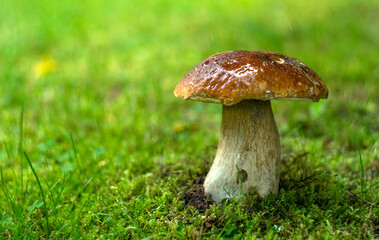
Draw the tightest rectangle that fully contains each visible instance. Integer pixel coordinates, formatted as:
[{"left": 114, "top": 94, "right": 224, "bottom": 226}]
[{"left": 0, "top": 0, "right": 378, "bottom": 238}]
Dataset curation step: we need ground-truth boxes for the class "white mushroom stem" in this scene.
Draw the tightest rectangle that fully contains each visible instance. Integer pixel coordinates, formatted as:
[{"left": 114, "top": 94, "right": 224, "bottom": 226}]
[{"left": 204, "top": 100, "right": 281, "bottom": 204}]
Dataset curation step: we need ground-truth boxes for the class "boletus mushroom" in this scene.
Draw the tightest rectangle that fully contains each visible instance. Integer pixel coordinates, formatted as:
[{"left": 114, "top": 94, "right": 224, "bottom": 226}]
[{"left": 174, "top": 50, "right": 328, "bottom": 204}]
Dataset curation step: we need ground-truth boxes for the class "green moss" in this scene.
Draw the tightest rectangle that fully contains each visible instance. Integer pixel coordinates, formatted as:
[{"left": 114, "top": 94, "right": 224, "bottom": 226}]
[{"left": 0, "top": 0, "right": 378, "bottom": 239}]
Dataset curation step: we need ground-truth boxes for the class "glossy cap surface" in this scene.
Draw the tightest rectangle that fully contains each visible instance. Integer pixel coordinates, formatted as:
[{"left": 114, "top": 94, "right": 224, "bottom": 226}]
[{"left": 174, "top": 50, "right": 328, "bottom": 105}]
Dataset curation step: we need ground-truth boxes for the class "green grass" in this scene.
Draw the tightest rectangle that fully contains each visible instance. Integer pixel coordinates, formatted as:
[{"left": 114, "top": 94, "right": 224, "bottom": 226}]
[{"left": 0, "top": 0, "right": 378, "bottom": 239}]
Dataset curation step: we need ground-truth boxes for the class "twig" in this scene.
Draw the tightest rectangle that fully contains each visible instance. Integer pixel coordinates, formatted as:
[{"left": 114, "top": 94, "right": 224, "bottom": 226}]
[{"left": 345, "top": 189, "right": 376, "bottom": 207}]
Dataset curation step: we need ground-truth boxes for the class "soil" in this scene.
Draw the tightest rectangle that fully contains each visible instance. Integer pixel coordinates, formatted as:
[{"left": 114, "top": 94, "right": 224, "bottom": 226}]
[{"left": 182, "top": 181, "right": 214, "bottom": 213}]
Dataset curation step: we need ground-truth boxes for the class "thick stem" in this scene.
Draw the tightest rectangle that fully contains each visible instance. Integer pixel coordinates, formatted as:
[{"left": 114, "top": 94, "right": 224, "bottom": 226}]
[{"left": 204, "top": 100, "right": 281, "bottom": 204}]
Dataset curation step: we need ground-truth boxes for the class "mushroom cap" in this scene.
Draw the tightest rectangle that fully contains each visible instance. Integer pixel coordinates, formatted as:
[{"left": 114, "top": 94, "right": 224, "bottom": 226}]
[{"left": 174, "top": 50, "right": 328, "bottom": 106}]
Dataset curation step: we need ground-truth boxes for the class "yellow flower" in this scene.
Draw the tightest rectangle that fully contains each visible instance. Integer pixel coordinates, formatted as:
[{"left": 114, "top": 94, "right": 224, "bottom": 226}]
[
  {"left": 173, "top": 123, "right": 185, "bottom": 133},
  {"left": 33, "top": 57, "right": 56, "bottom": 78}
]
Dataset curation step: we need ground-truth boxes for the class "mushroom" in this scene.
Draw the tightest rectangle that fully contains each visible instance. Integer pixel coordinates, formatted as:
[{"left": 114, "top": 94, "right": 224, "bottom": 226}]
[{"left": 174, "top": 50, "right": 328, "bottom": 204}]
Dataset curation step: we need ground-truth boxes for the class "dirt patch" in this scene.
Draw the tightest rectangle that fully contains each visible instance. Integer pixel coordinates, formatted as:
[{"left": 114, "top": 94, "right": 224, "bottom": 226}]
[{"left": 182, "top": 184, "right": 214, "bottom": 213}]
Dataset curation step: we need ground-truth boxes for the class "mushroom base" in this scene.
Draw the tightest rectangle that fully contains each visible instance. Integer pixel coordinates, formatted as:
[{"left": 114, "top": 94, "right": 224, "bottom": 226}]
[{"left": 204, "top": 100, "right": 281, "bottom": 204}]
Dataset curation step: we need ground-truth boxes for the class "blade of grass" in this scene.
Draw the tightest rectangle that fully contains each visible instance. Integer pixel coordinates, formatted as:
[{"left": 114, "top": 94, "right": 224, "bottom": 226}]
[
  {"left": 359, "top": 150, "right": 366, "bottom": 195},
  {"left": 0, "top": 165, "right": 25, "bottom": 235},
  {"left": 24, "top": 152, "right": 50, "bottom": 238},
  {"left": 18, "top": 106, "right": 24, "bottom": 204},
  {"left": 3, "top": 138, "right": 19, "bottom": 195},
  {"left": 42, "top": 177, "right": 58, "bottom": 214},
  {"left": 70, "top": 177, "right": 93, "bottom": 210},
  {"left": 71, "top": 199, "right": 90, "bottom": 240},
  {"left": 43, "top": 172, "right": 71, "bottom": 214},
  {"left": 236, "top": 165, "right": 243, "bottom": 195},
  {"left": 223, "top": 186, "right": 232, "bottom": 199},
  {"left": 66, "top": 175, "right": 92, "bottom": 239},
  {"left": 50, "top": 223, "right": 68, "bottom": 238},
  {"left": 70, "top": 133, "right": 81, "bottom": 171},
  {"left": 217, "top": 218, "right": 232, "bottom": 238},
  {"left": 0, "top": 166, "right": 17, "bottom": 216},
  {"left": 123, "top": 207, "right": 147, "bottom": 239},
  {"left": 3, "top": 138, "right": 11, "bottom": 160},
  {"left": 54, "top": 173, "right": 72, "bottom": 211},
  {"left": 358, "top": 151, "right": 379, "bottom": 198}
]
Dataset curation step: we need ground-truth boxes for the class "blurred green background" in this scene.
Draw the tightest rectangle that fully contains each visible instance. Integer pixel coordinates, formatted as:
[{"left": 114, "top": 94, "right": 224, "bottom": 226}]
[
  {"left": 1, "top": 0, "right": 377, "bottom": 149},
  {"left": 0, "top": 0, "right": 378, "bottom": 238}
]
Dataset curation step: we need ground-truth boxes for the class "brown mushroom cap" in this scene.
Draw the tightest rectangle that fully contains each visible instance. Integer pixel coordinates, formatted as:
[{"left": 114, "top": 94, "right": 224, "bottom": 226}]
[{"left": 174, "top": 50, "right": 328, "bottom": 106}]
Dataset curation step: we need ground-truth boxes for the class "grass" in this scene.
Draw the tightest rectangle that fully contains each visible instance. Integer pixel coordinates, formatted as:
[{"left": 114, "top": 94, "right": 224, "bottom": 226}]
[{"left": 0, "top": 0, "right": 378, "bottom": 239}]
